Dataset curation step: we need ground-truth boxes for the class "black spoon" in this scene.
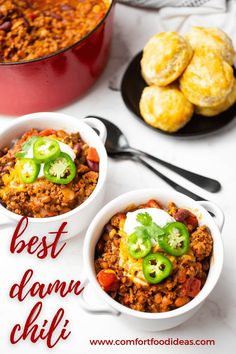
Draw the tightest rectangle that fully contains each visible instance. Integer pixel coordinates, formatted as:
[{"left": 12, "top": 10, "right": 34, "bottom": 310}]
[
  {"left": 113, "top": 152, "right": 216, "bottom": 216},
  {"left": 86, "top": 115, "right": 221, "bottom": 193},
  {"left": 112, "top": 151, "right": 207, "bottom": 201}
]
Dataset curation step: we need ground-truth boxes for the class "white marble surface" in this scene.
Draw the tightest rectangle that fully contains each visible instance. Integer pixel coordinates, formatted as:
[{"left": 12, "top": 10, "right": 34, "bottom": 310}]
[{"left": 0, "top": 4, "right": 236, "bottom": 354}]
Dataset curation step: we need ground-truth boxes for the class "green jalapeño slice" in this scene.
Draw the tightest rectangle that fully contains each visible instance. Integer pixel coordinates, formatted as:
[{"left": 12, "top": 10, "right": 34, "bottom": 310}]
[
  {"left": 143, "top": 253, "right": 172, "bottom": 284},
  {"left": 44, "top": 152, "right": 76, "bottom": 185},
  {"left": 128, "top": 230, "right": 152, "bottom": 259},
  {"left": 33, "top": 137, "right": 60, "bottom": 163},
  {"left": 159, "top": 222, "right": 190, "bottom": 256},
  {"left": 19, "top": 158, "right": 40, "bottom": 184}
]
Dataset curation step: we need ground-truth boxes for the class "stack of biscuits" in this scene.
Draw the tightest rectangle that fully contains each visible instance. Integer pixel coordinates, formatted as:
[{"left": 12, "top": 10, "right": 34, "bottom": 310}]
[{"left": 139, "top": 27, "right": 236, "bottom": 133}]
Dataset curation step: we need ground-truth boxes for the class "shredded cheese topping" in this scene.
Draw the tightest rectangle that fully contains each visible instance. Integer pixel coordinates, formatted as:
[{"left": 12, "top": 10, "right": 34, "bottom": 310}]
[{"left": 119, "top": 224, "right": 148, "bottom": 286}]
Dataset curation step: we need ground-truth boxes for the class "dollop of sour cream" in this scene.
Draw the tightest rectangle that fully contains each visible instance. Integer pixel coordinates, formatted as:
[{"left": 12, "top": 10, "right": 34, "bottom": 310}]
[
  {"left": 25, "top": 140, "right": 76, "bottom": 178},
  {"left": 124, "top": 208, "right": 175, "bottom": 235}
]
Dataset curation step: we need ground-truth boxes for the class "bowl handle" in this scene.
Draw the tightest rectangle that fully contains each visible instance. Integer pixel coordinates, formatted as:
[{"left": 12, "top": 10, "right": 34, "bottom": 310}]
[
  {"left": 198, "top": 201, "right": 225, "bottom": 232},
  {"left": 83, "top": 117, "right": 107, "bottom": 144},
  {"left": 78, "top": 278, "right": 121, "bottom": 316}
]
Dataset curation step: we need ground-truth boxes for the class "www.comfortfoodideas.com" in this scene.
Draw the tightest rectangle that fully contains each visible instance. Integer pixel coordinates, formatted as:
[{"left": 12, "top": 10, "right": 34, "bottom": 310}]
[{"left": 89, "top": 338, "right": 215, "bottom": 346}]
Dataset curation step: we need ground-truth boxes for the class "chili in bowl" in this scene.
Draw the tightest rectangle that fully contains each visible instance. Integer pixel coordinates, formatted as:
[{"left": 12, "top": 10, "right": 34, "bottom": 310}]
[
  {"left": 0, "top": 128, "right": 100, "bottom": 218},
  {"left": 80, "top": 189, "right": 224, "bottom": 331},
  {"left": 95, "top": 199, "right": 212, "bottom": 312},
  {"left": 0, "top": 112, "right": 108, "bottom": 240}
]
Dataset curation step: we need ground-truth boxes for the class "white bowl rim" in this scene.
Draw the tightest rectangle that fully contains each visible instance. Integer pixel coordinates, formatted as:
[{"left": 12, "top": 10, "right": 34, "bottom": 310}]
[
  {"left": 0, "top": 112, "right": 107, "bottom": 223},
  {"left": 83, "top": 188, "right": 224, "bottom": 320}
]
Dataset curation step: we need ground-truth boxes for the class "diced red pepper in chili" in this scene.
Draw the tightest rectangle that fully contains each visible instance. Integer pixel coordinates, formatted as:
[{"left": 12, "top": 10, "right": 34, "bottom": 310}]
[
  {"left": 39, "top": 129, "right": 57, "bottom": 136},
  {"left": 185, "top": 214, "right": 198, "bottom": 231},
  {"left": 28, "top": 12, "right": 37, "bottom": 21},
  {"left": 87, "top": 147, "right": 99, "bottom": 162},
  {"left": 180, "top": 277, "right": 201, "bottom": 298},
  {"left": 97, "top": 269, "right": 119, "bottom": 292},
  {"left": 146, "top": 199, "right": 162, "bottom": 209}
]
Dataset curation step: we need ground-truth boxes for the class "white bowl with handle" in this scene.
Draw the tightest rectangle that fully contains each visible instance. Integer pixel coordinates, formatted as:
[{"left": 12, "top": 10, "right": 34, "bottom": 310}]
[
  {"left": 79, "top": 188, "right": 224, "bottom": 331},
  {"left": 0, "top": 112, "right": 108, "bottom": 240}
]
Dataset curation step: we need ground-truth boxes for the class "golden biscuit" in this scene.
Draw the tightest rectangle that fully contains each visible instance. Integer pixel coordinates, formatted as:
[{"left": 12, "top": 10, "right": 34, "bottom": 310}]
[
  {"left": 185, "top": 26, "right": 235, "bottom": 66},
  {"left": 141, "top": 32, "right": 193, "bottom": 86},
  {"left": 196, "top": 79, "right": 236, "bottom": 116},
  {"left": 179, "top": 47, "right": 234, "bottom": 107},
  {"left": 139, "top": 85, "right": 194, "bottom": 132}
]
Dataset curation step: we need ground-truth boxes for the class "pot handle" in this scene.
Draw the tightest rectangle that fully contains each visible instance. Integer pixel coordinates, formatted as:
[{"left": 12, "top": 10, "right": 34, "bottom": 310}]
[
  {"left": 83, "top": 116, "right": 107, "bottom": 144},
  {"left": 78, "top": 278, "right": 121, "bottom": 316},
  {"left": 0, "top": 214, "right": 15, "bottom": 230},
  {"left": 198, "top": 200, "right": 225, "bottom": 232}
]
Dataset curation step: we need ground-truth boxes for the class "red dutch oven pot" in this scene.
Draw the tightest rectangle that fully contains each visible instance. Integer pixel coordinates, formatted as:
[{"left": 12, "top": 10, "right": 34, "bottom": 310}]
[{"left": 0, "top": 1, "right": 115, "bottom": 116}]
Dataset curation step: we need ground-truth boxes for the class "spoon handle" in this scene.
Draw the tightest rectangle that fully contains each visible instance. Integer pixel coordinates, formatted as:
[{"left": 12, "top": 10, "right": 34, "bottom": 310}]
[
  {"left": 136, "top": 156, "right": 207, "bottom": 201},
  {"left": 130, "top": 147, "right": 221, "bottom": 193}
]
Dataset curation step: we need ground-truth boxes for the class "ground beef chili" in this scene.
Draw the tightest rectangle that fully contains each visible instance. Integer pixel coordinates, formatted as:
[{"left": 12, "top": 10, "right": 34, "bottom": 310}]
[
  {"left": 0, "top": 0, "right": 109, "bottom": 62},
  {"left": 0, "top": 128, "right": 99, "bottom": 217},
  {"left": 94, "top": 200, "right": 213, "bottom": 313}
]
